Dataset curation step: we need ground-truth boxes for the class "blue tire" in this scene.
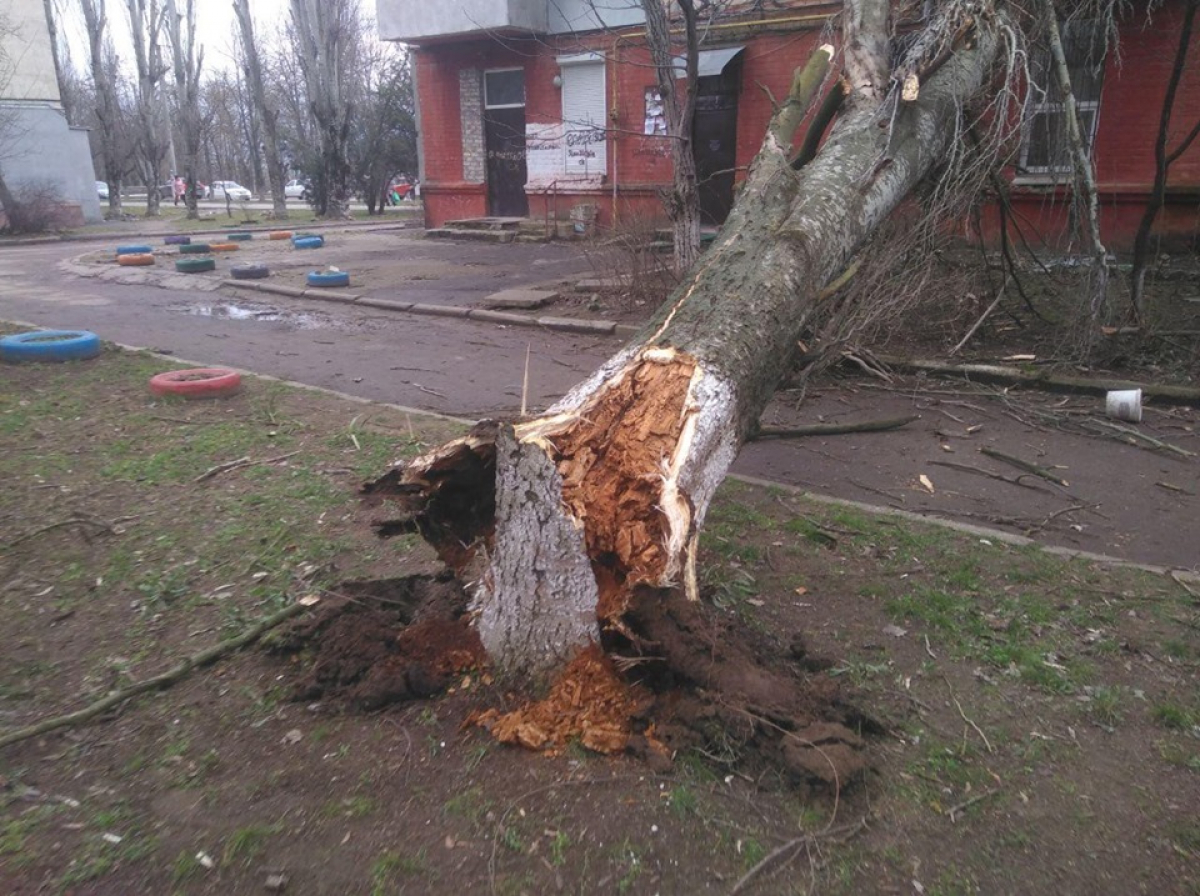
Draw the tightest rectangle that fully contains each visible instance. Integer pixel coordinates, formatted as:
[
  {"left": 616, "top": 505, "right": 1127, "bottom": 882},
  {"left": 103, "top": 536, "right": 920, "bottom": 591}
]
[
  {"left": 307, "top": 270, "right": 350, "bottom": 287},
  {"left": 116, "top": 244, "right": 153, "bottom": 255},
  {"left": 292, "top": 235, "right": 324, "bottom": 249},
  {"left": 0, "top": 330, "right": 102, "bottom": 362},
  {"left": 164, "top": 235, "right": 191, "bottom": 245}
]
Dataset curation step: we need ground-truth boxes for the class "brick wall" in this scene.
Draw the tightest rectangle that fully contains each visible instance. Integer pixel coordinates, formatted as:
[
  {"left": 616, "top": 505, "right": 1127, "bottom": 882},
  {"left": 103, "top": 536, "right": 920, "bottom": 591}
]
[{"left": 413, "top": 2, "right": 1200, "bottom": 248}]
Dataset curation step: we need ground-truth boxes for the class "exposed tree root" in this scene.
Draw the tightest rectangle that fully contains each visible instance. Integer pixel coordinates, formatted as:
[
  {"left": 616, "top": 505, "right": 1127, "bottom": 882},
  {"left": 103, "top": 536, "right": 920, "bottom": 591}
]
[{"left": 278, "top": 576, "right": 874, "bottom": 791}]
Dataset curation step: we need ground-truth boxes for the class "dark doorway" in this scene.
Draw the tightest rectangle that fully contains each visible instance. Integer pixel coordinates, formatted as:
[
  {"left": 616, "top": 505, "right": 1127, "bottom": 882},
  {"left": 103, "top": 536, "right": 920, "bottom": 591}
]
[
  {"left": 693, "top": 61, "right": 741, "bottom": 226},
  {"left": 484, "top": 69, "right": 528, "bottom": 218}
]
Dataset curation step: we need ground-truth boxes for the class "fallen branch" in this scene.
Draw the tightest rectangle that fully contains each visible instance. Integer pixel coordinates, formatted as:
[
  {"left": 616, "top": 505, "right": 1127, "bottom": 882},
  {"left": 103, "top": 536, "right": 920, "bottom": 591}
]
[
  {"left": 979, "top": 447, "right": 1069, "bottom": 487},
  {"left": 751, "top": 414, "right": 918, "bottom": 440},
  {"left": 7, "top": 516, "right": 114, "bottom": 549},
  {"left": 729, "top": 819, "right": 868, "bottom": 895},
  {"left": 874, "top": 356, "right": 1200, "bottom": 404},
  {"left": 1084, "top": 420, "right": 1195, "bottom": 458},
  {"left": 950, "top": 279, "right": 1008, "bottom": 356},
  {"left": 945, "top": 788, "right": 1001, "bottom": 822},
  {"left": 0, "top": 598, "right": 313, "bottom": 750},
  {"left": 194, "top": 451, "right": 300, "bottom": 483},
  {"left": 928, "top": 459, "right": 1056, "bottom": 494}
]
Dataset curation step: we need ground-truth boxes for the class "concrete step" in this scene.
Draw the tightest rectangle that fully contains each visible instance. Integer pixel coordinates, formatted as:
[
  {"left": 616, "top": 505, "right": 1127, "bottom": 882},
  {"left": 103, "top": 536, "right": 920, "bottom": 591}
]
[
  {"left": 425, "top": 228, "right": 516, "bottom": 244},
  {"left": 443, "top": 216, "right": 524, "bottom": 231}
]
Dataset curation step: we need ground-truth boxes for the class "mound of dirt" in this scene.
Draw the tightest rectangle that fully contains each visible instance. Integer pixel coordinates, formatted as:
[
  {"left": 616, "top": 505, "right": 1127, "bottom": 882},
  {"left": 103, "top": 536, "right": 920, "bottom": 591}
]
[{"left": 275, "top": 574, "right": 873, "bottom": 791}]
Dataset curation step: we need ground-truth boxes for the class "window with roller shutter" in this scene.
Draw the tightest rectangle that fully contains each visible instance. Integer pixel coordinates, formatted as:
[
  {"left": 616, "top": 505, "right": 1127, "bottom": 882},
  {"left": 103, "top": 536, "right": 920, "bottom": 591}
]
[{"left": 559, "top": 55, "right": 607, "bottom": 177}]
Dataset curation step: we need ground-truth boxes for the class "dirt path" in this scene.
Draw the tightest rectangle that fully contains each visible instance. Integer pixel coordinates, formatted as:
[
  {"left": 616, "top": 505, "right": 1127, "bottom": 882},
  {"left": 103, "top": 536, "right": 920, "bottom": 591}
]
[{"left": 1, "top": 234, "right": 1196, "bottom": 572}]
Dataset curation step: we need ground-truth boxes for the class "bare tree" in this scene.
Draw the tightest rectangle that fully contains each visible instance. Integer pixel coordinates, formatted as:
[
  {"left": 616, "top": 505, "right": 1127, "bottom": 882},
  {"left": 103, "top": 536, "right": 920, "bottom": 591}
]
[
  {"left": 349, "top": 47, "right": 417, "bottom": 214},
  {"left": 79, "top": 0, "right": 128, "bottom": 216},
  {"left": 124, "top": 0, "right": 171, "bottom": 216},
  {"left": 289, "top": 0, "right": 360, "bottom": 218},
  {"left": 234, "top": 0, "right": 288, "bottom": 218},
  {"left": 163, "top": 0, "right": 203, "bottom": 219},
  {"left": 1129, "top": 0, "right": 1200, "bottom": 317},
  {"left": 387, "top": 0, "right": 1015, "bottom": 676}
]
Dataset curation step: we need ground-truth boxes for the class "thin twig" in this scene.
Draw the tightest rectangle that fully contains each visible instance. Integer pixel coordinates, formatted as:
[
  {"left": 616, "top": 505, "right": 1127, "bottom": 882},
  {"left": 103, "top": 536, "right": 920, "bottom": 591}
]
[
  {"left": 729, "top": 819, "right": 868, "bottom": 895},
  {"left": 945, "top": 787, "right": 1001, "bottom": 822},
  {"left": 979, "top": 447, "right": 1068, "bottom": 487},
  {"left": 7, "top": 517, "right": 115, "bottom": 549},
  {"left": 194, "top": 451, "right": 299, "bottom": 483},
  {"left": 0, "top": 599, "right": 313, "bottom": 750}
]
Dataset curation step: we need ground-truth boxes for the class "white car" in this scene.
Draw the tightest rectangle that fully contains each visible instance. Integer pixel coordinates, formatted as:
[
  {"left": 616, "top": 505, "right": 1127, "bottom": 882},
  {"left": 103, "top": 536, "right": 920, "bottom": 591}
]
[
  {"left": 96, "top": 180, "right": 109, "bottom": 201},
  {"left": 209, "top": 180, "right": 252, "bottom": 202},
  {"left": 284, "top": 180, "right": 310, "bottom": 200}
]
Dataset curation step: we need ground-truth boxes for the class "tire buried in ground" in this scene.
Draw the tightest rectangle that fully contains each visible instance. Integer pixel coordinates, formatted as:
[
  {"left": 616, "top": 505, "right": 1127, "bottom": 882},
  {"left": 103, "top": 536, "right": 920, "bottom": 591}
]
[
  {"left": 115, "top": 244, "right": 152, "bottom": 256},
  {"left": 0, "top": 329, "right": 102, "bottom": 362},
  {"left": 163, "top": 235, "right": 191, "bottom": 245},
  {"left": 292, "top": 235, "right": 324, "bottom": 249},
  {"left": 231, "top": 263, "right": 270, "bottom": 280},
  {"left": 149, "top": 367, "right": 242, "bottom": 397},
  {"left": 307, "top": 270, "right": 350, "bottom": 287},
  {"left": 179, "top": 243, "right": 211, "bottom": 254},
  {"left": 175, "top": 257, "right": 216, "bottom": 273},
  {"left": 117, "top": 253, "right": 155, "bottom": 267},
  {"left": 208, "top": 242, "right": 239, "bottom": 252},
  {"left": 268, "top": 230, "right": 293, "bottom": 240}
]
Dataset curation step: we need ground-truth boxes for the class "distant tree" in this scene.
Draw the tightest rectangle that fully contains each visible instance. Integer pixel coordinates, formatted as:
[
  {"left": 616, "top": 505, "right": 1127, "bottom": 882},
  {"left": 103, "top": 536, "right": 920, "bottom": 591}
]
[
  {"left": 234, "top": 0, "right": 289, "bottom": 218},
  {"left": 123, "top": 0, "right": 171, "bottom": 216},
  {"left": 164, "top": 0, "right": 203, "bottom": 218},
  {"left": 79, "top": 0, "right": 129, "bottom": 216},
  {"left": 349, "top": 49, "right": 417, "bottom": 215},
  {"left": 289, "top": 0, "right": 361, "bottom": 218}
]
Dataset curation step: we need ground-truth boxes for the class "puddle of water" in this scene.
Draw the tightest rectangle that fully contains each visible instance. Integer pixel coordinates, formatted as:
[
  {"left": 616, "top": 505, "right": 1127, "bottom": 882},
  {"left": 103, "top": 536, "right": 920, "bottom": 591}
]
[{"left": 183, "top": 303, "right": 329, "bottom": 328}]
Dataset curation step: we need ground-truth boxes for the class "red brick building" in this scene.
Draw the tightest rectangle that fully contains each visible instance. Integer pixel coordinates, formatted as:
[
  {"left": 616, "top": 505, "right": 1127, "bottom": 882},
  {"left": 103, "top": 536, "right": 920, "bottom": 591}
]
[{"left": 379, "top": 0, "right": 1200, "bottom": 252}]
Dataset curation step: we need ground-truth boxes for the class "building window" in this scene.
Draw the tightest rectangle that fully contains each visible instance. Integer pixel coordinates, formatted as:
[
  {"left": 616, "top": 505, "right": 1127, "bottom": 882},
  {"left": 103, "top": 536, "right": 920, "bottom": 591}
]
[
  {"left": 1018, "top": 21, "right": 1106, "bottom": 177},
  {"left": 484, "top": 69, "right": 525, "bottom": 109},
  {"left": 559, "top": 55, "right": 607, "bottom": 176}
]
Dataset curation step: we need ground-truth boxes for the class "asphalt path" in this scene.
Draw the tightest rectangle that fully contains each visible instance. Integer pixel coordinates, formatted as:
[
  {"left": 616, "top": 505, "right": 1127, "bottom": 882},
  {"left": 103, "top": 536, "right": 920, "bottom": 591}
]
[
  {"left": 0, "top": 240, "right": 611, "bottom": 420},
  {"left": 3, "top": 237, "right": 1197, "bottom": 572}
]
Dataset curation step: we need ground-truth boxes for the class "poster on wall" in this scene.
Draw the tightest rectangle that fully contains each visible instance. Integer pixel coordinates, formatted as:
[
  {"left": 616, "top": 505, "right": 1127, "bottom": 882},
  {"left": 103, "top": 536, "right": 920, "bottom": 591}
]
[
  {"left": 644, "top": 88, "right": 667, "bottom": 136},
  {"left": 525, "top": 122, "right": 565, "bottom": 184}
]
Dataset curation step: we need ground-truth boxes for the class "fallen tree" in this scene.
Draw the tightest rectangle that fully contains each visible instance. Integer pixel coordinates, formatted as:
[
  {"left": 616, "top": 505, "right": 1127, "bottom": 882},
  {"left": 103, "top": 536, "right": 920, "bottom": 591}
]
[{"left": 365, "top": 0, "right": 1014, "bottom": 780}]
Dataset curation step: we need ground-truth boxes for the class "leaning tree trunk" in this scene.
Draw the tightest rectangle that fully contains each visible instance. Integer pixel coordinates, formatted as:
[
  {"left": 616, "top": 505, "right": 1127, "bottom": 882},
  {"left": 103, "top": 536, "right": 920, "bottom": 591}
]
[{"left": 394, "top": 5, "right": 999, "bottom": 676}]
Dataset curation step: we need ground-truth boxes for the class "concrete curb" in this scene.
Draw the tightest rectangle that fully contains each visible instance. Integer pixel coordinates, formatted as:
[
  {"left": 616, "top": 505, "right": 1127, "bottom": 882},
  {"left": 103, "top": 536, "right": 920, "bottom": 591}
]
[
  {"left": 231, "top": 279, "right": 636, "bottom": 337},
  {"left": 2, "top": 217, "right": 420, "bottom": 250}
]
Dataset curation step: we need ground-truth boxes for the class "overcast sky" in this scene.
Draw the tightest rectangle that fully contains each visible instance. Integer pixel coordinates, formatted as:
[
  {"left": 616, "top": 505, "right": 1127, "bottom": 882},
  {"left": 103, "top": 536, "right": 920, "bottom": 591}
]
[{"left": 56, "top": 0, "right": 376, "bottom": 76}]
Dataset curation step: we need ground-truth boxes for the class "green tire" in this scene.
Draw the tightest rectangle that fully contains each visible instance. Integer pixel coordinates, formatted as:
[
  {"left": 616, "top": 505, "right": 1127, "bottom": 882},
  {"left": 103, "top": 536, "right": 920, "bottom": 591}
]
[
  {"left": 175, "top": 257, "right": 216, "bottom": 273},
  {"left": 179, "top": 243, "right": 211, "bottom": 254},
  {"left": 226, "top": 232, "right": 253, "bottom": 241}
]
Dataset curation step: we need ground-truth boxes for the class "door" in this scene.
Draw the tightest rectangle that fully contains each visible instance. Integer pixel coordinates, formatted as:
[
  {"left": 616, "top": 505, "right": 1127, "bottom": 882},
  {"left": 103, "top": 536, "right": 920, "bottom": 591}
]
[
  {"left": 484, "top": 69, "right": 528, "bottom": 218},
  {"left": 692, "top": 66, "right": 740, "bottom": 226}
]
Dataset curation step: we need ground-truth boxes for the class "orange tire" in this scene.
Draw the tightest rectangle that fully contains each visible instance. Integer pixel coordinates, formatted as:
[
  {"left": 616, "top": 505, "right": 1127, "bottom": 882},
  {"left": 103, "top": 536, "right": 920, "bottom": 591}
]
[
  {"left": 117, "top": 253, "right": 155, "bottom": 266},
  {"left": 268, "top": 230, "right": 294, "bottom": 240},
  {"left": 209, "top": 242, "right": 239, "bottom": 252}
]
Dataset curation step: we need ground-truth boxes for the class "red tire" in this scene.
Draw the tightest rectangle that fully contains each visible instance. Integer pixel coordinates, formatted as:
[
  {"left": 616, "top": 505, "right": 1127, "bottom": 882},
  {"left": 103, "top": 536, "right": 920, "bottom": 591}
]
[{"left": 149, "top": 368, "right": 242, "bottom": 398}]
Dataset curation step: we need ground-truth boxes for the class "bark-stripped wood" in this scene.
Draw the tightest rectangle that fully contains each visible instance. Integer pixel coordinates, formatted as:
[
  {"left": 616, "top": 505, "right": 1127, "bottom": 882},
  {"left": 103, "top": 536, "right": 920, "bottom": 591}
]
[{"left": 388, "top": 0, "right": 1002, "bottom": 675}]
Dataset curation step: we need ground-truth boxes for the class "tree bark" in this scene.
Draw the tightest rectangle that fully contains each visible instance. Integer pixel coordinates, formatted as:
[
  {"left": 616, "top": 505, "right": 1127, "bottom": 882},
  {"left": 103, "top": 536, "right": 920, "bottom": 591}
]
[
  {"left": 391, "top": 0, "right": 1000, "bottom": 675},
  {"left": 125, "top": 0, "right": 170, "bottom": 217}
]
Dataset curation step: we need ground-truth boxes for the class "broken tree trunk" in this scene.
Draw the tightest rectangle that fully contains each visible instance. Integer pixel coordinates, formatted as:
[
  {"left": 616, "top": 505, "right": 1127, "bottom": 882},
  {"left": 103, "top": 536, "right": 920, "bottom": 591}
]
[{"left": 391, "top": 4, "right": 1001, "bottom": 675}]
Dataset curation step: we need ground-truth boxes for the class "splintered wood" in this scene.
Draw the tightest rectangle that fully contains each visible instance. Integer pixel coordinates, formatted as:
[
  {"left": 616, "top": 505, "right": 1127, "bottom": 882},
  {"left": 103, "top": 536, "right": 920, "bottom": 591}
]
[
  {"left": 545, "top": 355, "right": 695, "bottom": 620},
  {"left": 469, "top": 645, "right": 654, "bottom": 754}
]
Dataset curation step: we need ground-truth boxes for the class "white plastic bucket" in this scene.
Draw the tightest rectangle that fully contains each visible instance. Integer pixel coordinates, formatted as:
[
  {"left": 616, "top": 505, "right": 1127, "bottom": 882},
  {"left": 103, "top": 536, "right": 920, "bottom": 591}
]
[{"left": 1106, "top": 388, "right": 1142, "bottom": 423}]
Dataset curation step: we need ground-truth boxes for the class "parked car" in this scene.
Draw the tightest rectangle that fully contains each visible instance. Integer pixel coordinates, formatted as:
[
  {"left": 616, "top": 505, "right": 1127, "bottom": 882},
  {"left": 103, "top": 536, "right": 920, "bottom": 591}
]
[
  {"left": 284, "top": 179, "right": 310, "bottom": 201},
  {"left": 96, "top": 180, "right": 109, "bottom": 201},
  {"left": 209, "top": 180, "right": 252, "bottom": 202}
]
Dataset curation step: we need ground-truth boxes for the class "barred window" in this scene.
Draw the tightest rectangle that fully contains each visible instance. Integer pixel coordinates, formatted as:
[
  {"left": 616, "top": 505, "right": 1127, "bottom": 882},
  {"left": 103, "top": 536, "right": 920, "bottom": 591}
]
[{"left": 1019, "top": 21, "right": 1106, "bottom": 176}]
